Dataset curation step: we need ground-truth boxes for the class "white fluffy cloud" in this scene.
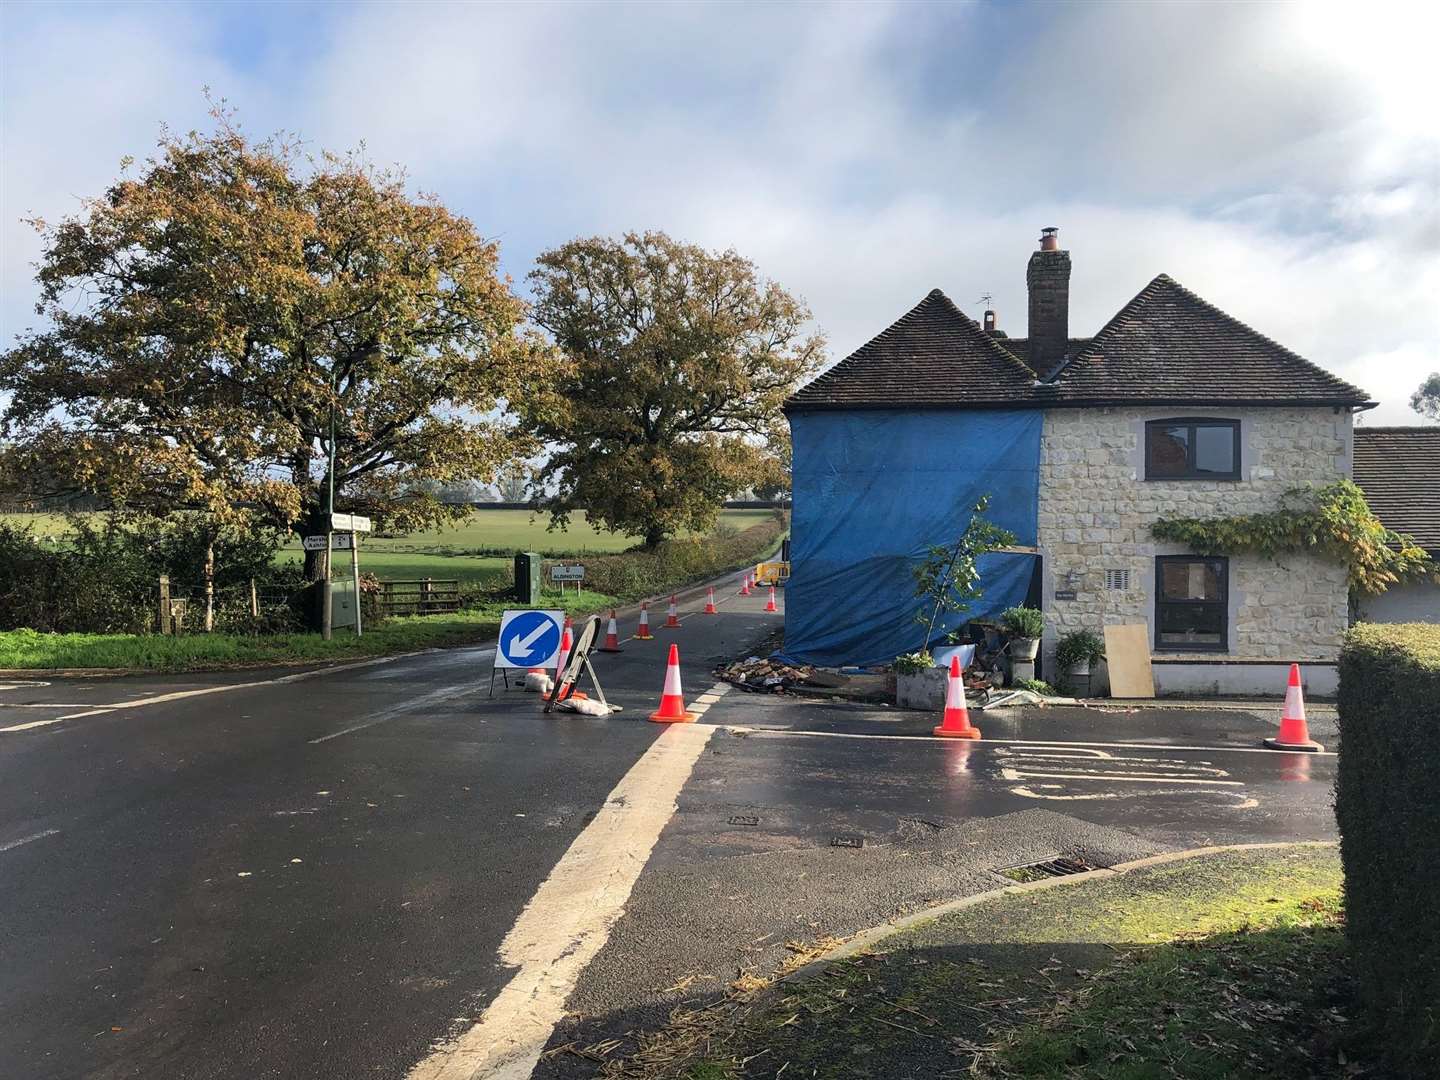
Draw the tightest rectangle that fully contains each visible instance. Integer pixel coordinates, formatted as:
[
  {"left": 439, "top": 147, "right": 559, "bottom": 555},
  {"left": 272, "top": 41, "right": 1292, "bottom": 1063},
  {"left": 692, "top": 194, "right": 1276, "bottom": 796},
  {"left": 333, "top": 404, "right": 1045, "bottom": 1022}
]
[{"left": 3, "top": 0, "right": 1437, "bottom": 422}]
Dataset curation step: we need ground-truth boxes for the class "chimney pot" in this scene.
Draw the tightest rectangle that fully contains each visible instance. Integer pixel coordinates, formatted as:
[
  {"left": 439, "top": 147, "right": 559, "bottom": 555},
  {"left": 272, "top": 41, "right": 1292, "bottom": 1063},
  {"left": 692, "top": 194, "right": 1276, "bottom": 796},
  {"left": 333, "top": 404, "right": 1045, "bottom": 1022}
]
[{"left": 1040, "top": 226, "right": 1059, "bottom": 252}]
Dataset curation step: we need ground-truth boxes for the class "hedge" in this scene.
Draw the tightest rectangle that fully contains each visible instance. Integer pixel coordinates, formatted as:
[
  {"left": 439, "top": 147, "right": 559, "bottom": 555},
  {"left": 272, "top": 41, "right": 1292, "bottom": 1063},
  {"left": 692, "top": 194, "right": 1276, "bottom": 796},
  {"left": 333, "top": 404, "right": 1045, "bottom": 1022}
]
[
  {"left": 544, "top": 514, "right": 786, "bottom": 601},
  {"left": 1335, "top": 622, "right": 1440, "bottom": 1074}
]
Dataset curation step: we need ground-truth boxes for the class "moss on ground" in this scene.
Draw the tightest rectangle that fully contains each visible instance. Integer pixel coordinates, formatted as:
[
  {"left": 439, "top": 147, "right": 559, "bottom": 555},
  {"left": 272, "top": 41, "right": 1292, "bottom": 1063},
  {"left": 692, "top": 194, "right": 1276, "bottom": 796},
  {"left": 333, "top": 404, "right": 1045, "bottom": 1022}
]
[{"left": 586, "top": 846, "right": 1369, "bottom": 1080}]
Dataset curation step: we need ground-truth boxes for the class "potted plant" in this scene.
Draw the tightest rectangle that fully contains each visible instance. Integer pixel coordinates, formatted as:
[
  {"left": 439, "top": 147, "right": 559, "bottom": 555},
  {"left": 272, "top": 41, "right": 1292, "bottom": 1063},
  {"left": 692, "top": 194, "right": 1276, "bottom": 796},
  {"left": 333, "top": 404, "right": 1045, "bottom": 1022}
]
[
  {"left": 1000, "top": 606, "right": 1045, "bottom": 660},
  {"left": 1056, "top": 629, "right": 1105, "bottom": 679},
  {"left": 893, "top": 650, "right": 946, "bottom": 709}
]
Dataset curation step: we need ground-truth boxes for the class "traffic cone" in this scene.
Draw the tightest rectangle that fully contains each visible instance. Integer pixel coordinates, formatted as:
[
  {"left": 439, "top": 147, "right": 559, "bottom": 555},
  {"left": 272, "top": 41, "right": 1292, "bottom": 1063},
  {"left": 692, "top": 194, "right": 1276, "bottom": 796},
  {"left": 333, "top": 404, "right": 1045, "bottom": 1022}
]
[
  {"left": 704, "top": 587, "right": 718, "bottom": 615},
  {"left": 933, "top": 655, "right": 981, "bottom": 739},
  {"left": 548, "top": 624, "right": 575, "bottom": 703},
  {"left": 664, "top": 595, "right": 681, "bottom": 629},
  {"left": 764, "top": 585, "right": 778, "bottom": 613},
  {"left": 1264, "top": 664, "right": 1324, "bottom": 751},
  {"left": 598, "top": 610, "right": 623, "bottom": 653},
  {"left": 636, "top": 601, "right": 654, "bottom": 640},
  {"left": 740, "top": 574, "right": 752, "bottom": 596},
  {"left": 648, "top": 644, "right": 696, "bottom": 723}
]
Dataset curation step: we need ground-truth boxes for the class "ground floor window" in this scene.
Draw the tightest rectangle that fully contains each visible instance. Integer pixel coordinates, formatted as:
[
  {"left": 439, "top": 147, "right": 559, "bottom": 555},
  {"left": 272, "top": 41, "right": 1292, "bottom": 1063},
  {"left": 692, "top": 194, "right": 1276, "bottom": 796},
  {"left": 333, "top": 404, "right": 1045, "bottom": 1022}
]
[{"left": 1155, "top": 556, "right": 1228, "bottom": 651}]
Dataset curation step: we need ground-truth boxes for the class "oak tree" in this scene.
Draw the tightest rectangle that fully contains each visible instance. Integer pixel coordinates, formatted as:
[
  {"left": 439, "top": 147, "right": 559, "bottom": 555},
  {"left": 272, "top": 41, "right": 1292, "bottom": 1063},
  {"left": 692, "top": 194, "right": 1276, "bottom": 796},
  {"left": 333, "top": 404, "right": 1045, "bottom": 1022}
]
[
  {"left": 524, "top": 232, "right": 822, "bottom": 547},
  {"left": 0, "top": 111, "right": 549, "bottom": 585}
]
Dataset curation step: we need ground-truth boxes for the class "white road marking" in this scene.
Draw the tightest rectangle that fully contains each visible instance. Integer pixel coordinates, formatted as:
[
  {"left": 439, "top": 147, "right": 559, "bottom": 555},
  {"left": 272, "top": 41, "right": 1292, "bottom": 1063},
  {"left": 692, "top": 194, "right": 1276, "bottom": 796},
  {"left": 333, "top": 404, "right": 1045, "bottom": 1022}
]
[
  {"left": 0, "top": 652, "right": 487, "bottom": 735},
  {"left": 307, "top": 682, "right": 478, "bottom": 744},
  {"left": 406, "top": 722, "right": 715, "bottom": 1080},
  {"left": 731, "top": 728, "right": 1336, "bottom": 757},
  {"left": 0, "top": 828, "right": 61, "bottom": 853},
  {"left": 994, "top": 745, "right": 1258, "bottom": 806},
  {"left": 687, "top": 681, "right": 732, "bottom": 717},
  {"left": 0, "top": 703, "right": 100, "bottom": 709}
]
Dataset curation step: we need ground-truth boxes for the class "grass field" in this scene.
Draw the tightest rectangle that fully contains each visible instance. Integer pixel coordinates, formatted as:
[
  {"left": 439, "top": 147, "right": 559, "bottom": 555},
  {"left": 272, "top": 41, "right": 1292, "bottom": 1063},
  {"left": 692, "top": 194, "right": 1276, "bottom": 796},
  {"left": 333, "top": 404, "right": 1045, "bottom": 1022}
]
[
  {"left": 0, "top": 589, "right": 618, "bottom": 671},
  {"left": 3, "top": 509, "right": 776, "bottom": 589}
]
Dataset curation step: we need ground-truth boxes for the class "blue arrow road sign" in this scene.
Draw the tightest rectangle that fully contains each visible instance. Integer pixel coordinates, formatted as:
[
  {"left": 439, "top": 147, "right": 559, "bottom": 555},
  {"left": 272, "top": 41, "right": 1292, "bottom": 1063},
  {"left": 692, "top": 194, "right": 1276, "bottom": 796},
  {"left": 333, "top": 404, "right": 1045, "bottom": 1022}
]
[{"left": 496, "top": 609, "right": 564, "bottom": 669}]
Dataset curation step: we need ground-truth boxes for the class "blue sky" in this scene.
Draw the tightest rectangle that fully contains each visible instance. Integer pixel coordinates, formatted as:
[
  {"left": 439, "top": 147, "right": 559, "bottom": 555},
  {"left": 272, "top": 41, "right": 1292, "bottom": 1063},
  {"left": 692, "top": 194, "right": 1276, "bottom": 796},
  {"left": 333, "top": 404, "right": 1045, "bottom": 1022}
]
[{"left": 3, "top": 0, "right": 1437, "bottom": 422}]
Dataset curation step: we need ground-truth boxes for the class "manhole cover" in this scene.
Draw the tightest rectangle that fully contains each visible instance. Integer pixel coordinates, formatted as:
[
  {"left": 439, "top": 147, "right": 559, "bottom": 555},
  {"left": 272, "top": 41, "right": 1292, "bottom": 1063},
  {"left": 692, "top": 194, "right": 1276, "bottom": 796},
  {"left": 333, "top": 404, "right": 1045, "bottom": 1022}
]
[
  {"left": 830, "top": 834, "right": 865, "bottom": 849},
  {"left": 994, "top": 856, "right": 1098, "bottom": 883},
  {"left": 728, "top": 815, "right": 760, "bottom": 827}
]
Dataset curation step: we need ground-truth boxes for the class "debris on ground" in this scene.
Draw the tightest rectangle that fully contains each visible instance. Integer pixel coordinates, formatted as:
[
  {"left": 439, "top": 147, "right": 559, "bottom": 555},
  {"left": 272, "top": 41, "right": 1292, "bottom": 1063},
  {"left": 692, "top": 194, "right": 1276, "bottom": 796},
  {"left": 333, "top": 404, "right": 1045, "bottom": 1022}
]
[{"left": 716, "top": 656, "right": 825, "bottom": 692}]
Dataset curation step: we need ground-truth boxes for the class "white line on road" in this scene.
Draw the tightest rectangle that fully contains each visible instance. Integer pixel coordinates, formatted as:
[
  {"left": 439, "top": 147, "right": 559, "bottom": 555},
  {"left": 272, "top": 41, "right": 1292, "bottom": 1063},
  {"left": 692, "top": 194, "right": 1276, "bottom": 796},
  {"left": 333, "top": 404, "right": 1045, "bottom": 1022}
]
[
  {"left": 0, "top": 828, "right": 61, "bottom": 853},
  {"left": 307, "top": 680, "right": 481, "bottom": 744},
  {"left": 731, "top": 728, "right": 1337, "bottom": 757},
  {"left": 405, "top": 722, "right": 715, "bottom": 1080},
  {"left": 0, "top": 651, "right": 468, "bottom": 735}
]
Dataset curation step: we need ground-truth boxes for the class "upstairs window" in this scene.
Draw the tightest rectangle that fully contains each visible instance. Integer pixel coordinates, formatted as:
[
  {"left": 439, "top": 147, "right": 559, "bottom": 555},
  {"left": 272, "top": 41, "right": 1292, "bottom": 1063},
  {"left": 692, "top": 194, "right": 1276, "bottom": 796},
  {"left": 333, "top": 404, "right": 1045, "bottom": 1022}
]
[{"left": 1145, "top": 418, "right": 1241, "bottom": 480}]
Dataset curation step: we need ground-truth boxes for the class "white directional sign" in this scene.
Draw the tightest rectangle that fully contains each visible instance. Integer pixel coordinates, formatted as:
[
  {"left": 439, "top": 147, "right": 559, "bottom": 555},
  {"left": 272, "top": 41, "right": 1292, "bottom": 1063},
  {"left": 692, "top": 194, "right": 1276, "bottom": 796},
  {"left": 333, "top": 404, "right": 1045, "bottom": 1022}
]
[
  {"left": 330, "top": 513, "right": 372, "bottom": 533},
  {"left": 303, "top": 534, "right": 355, "bottom": 550},
  {"left": 495, "top": 609, "right": 565, "bottom": 669},
  {"left": 302, "top": 535, "right": 328, "bottom": 552}
]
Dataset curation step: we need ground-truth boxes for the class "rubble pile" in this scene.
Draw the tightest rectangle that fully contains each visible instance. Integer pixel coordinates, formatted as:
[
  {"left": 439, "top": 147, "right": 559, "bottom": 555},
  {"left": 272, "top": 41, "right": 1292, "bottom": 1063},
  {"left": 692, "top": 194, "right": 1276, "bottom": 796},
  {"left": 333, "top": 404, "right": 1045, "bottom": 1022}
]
[{"left": 717, "top": 655, "right": 817, "bottom": 692}]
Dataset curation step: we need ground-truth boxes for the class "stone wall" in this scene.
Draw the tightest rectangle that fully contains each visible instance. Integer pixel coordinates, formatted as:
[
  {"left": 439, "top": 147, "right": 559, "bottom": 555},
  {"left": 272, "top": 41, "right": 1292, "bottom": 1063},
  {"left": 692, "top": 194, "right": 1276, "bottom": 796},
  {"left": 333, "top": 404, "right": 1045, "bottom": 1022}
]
[{"left": 1037, "top": 406, "right": 1354, "bottom": 679}]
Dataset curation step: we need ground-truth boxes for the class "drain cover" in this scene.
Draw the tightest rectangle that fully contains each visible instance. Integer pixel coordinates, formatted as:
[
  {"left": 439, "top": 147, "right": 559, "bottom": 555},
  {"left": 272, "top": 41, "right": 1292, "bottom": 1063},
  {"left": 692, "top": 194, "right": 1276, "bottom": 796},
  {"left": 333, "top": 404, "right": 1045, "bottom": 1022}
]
[
  {"left": 995, "top": 856, "right": 1098, "bottom": 883},
  {"left": 830, "top": 834, "right": 865, "bottom": 849},
  {"left": 728, "top": 815, "right": 760, "bottom": 827}
]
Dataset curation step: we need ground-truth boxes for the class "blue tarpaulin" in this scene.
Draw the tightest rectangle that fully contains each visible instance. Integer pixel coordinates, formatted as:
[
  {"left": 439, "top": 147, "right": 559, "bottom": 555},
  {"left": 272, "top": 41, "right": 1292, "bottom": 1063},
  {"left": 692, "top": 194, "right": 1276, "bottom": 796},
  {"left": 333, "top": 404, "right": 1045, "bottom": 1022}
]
[{"left": 783, "top": 409, "right": 1041, "bottom": 668}]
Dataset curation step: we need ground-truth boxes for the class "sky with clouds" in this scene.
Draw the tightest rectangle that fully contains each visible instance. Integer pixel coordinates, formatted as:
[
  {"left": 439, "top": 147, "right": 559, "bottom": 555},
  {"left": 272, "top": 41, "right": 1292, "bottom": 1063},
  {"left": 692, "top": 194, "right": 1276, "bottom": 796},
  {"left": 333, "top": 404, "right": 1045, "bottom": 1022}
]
[{"left": 3, "top": 0, "right": 1437, "bottom": 423}]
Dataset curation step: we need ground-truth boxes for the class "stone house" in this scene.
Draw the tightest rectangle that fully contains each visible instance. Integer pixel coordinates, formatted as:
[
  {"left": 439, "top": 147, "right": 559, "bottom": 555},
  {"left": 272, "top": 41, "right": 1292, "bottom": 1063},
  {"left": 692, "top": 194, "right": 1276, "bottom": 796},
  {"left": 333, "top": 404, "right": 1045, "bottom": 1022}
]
[
  {"left": 783, "top": 229, "right": 1374, "bottom": 694},
  {"left": 1353, "top": 427, "right": 1440, "bottom": 623}
]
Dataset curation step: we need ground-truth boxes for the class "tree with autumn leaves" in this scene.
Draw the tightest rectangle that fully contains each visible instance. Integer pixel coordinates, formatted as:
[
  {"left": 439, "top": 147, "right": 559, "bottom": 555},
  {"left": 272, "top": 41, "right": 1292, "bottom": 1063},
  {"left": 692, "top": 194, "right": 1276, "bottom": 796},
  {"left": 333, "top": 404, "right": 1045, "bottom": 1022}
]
[
  {"left": 0, "top": 112, "right": 550, "bottom": 589},
  {"left": 2, "top": 117, "right": 814, "bottom": 615},
  {"left": 524, "top": 232, "right": 822, "bottom": 546}
]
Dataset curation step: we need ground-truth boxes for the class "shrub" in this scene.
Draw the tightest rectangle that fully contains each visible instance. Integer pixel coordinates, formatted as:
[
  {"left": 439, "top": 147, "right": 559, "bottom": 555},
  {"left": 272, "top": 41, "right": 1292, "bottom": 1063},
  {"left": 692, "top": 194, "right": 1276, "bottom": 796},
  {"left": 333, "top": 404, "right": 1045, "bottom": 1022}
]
[
  {"left": 1056, "top": 629, "right": 1105, "bottom": 670},
  {"left": 546, "top": 515, "right": 786, "bottom": 601},
  {"left": 1012, "top": 678, "right": 1053, "bottom": 694},
  {"left": 1000, "top": 606, "right": 1044, "bottom": 639},
  {"left": 1336, "top": 622, "right": 1440, "bottom": 1075},
  {"left": 893, "top": 651, "right": 933, "bottom": 675}
]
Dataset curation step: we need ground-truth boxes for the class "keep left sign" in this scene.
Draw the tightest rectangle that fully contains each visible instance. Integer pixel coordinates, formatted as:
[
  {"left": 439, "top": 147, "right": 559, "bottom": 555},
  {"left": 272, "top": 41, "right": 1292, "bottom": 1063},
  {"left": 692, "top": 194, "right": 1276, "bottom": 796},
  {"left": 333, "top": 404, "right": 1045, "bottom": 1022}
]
[{"left": 496, "top": 609, "right": 565, "bottom": 669}]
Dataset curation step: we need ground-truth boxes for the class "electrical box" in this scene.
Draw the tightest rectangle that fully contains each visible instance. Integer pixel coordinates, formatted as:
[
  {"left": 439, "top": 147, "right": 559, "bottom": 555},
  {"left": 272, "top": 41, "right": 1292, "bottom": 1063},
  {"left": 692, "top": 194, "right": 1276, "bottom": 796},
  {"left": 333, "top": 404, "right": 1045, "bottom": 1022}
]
[{"left": 514, "top": 551, "right": 542, "bottom": 605}]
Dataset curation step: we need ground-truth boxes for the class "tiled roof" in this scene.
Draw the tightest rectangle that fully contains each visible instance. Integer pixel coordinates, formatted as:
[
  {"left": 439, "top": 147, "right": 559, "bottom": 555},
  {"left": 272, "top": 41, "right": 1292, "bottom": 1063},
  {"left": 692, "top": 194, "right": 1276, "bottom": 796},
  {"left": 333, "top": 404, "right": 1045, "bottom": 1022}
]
[
  {"left": 992, "top": 336, "right": 1093, "bottom": 374},
  {"left": 1353, "top": 427, "right": 1440, "bottom": 552},
  {"left": 1038, "top": 274, "right": 1374, "bottom": 407},
  {"left": 786, "top": 273, "right": 1375, "bottom": 412},
  {"left": 784, "top": 289, "right": 1039, "bottom": 410}
]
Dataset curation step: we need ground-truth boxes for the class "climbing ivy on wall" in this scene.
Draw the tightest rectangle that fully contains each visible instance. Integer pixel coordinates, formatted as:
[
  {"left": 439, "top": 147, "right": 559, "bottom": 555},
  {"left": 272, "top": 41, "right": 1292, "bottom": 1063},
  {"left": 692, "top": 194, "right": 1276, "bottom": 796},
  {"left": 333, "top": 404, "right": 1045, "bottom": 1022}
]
[{"left": 1150, "top": 480, "right": 1435, "bottom": 595}]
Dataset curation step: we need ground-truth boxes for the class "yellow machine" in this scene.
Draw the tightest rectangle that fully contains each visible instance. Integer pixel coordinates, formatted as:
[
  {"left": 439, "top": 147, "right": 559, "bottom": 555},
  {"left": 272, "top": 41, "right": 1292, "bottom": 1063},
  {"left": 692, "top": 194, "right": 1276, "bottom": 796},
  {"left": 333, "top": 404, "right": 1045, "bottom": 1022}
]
[{"left": 753, "top": 561, "right": 790, "bottom": 585}]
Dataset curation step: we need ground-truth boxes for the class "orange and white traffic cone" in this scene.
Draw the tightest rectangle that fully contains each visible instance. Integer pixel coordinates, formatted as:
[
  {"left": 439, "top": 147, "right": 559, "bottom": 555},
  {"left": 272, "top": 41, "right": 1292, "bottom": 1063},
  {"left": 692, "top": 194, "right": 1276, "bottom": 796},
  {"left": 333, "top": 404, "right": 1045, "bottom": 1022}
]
[
  {"left": 933, "top": 655, "right": 981, "bottom": 739},
  {"left": 1264, "top": 664, "right": 1323, "bottom": 752},
  {"left": 664, "top": 595, "right": 681, "bottom": 629},
  {"left": 648, "top": 644, "right": 696, "bottom": 724},
  {"left": 598, "top": 610, "right": 623, "bottom": 653},
  {"left": 740, "top": 574, "right": 752, "bottom": 596},
  {"left": 636, "top": 602, "right": 654, "bottom": 640},
  {"left": 764, "top": 585, "right": 778, "bottom": 613},
  {"left": 547, "top": 624, "right": 574, "bottom": 702},
  {"left": 704, "top": 587, "right": 718, "bottom": 615}
]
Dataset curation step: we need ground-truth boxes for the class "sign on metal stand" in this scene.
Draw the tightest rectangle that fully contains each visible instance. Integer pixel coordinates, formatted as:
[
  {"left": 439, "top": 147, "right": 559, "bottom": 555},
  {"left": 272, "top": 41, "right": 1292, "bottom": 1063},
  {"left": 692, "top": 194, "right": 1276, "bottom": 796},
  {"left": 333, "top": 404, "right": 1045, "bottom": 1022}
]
[
  {"left": 543, "top": 614, "right": 615, "bottom": 714},
  {"left": 490, "top": 609, "right": 565, "bottom": 695},
  {"left": 549, "top": 564, "right": 585, "bottom": 596}
]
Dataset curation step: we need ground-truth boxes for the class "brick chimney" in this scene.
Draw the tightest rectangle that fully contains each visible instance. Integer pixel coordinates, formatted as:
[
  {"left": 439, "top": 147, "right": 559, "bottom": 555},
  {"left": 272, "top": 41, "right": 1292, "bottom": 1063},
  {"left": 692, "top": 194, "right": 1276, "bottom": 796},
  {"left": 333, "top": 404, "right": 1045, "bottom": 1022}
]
[
  {"left": 983, "top": 309, "right": 997, "bottom": 333},
  {"left": 1026, "top": 227, "right": 1070, "bottom": 374}
]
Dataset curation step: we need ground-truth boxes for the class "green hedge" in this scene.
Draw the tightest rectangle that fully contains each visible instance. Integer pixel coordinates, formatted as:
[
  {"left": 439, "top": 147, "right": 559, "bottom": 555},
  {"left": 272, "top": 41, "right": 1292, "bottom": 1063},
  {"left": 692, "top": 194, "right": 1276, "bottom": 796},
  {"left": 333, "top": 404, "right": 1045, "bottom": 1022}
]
[
  {"left": 545, "top": 514, "right": 786, "bottom": 600},
  {"left": 1336, "top": 622, "right": 1440, "bottom": 1074}
]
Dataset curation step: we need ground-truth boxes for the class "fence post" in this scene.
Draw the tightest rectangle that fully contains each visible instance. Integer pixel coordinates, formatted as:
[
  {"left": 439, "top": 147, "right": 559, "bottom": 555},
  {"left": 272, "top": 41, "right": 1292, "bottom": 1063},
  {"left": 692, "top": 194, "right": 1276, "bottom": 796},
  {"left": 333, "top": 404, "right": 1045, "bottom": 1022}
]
[
  {"left": 158, "top": 574, "right": 171, "bottom": 635},
  {"left": 249, "top": 578, "right": 259, "bottom": 618},
  {"left": 423, "top": 577, "right": 432, "bottom": 614}
]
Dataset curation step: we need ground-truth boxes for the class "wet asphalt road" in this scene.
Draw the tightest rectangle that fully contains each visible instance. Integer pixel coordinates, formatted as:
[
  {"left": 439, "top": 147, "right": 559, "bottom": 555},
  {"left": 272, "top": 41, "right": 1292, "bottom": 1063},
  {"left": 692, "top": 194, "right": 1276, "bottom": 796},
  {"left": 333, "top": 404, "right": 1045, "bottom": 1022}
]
[{"left": 0, "top": 579, "right": 1337, "bottom": 1080}]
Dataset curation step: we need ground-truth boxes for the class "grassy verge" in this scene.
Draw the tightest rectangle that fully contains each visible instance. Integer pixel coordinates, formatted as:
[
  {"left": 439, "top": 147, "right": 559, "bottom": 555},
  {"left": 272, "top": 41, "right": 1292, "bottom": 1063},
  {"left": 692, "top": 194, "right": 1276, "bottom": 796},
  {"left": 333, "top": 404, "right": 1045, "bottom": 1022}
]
[
  {"left": 588, "top": 847, "right": 1368, "bottom": 1080},
  {"left": 0, "top": 589, "right": 616, "bottom": 672}
]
